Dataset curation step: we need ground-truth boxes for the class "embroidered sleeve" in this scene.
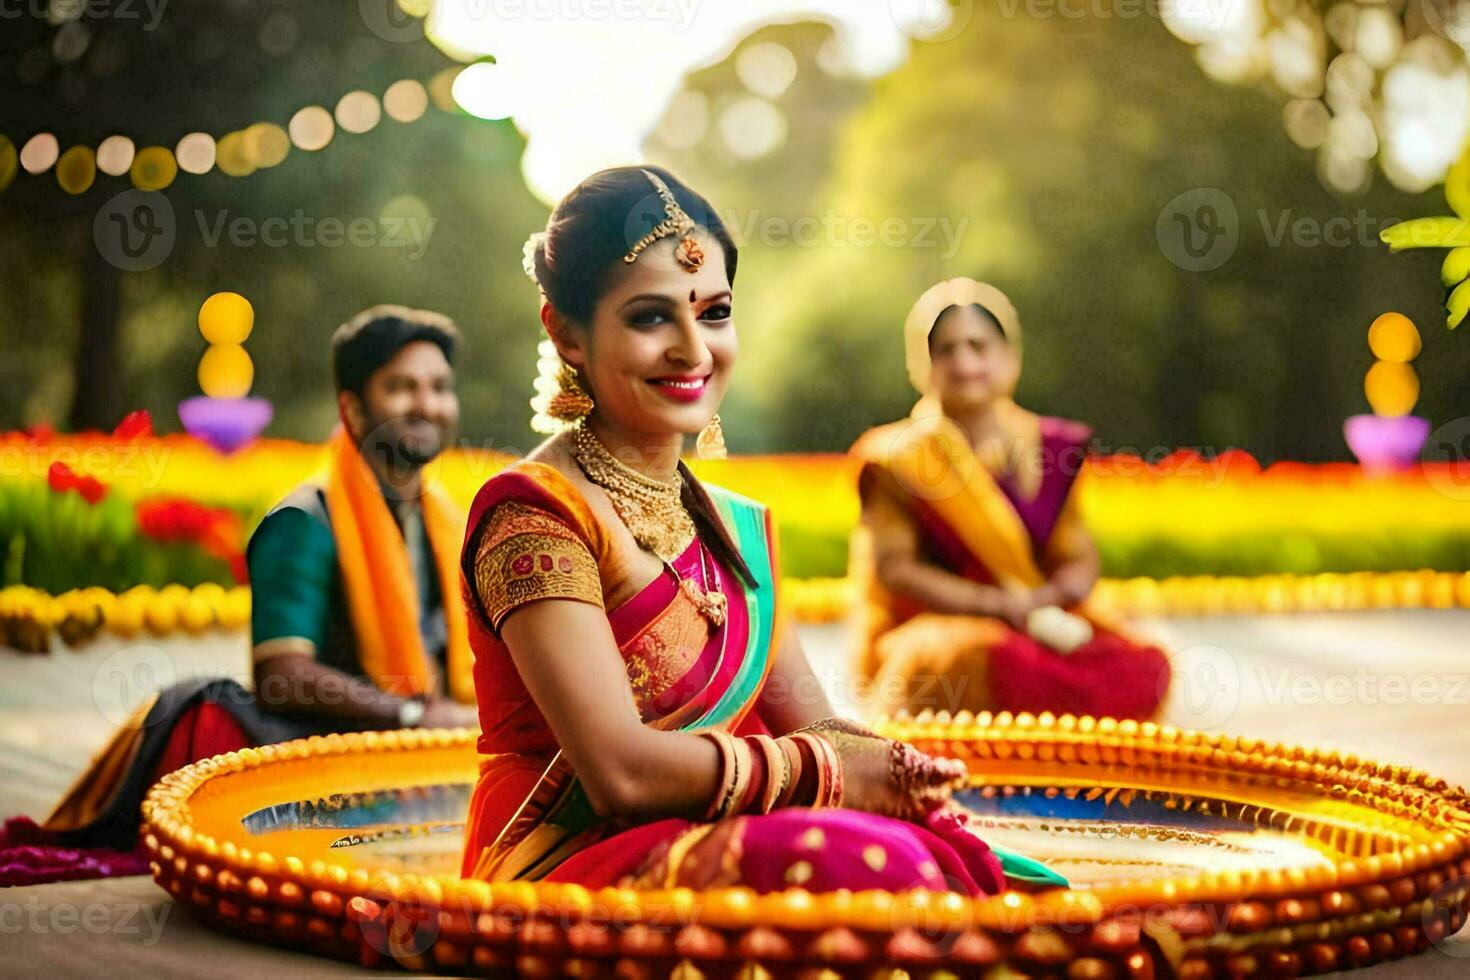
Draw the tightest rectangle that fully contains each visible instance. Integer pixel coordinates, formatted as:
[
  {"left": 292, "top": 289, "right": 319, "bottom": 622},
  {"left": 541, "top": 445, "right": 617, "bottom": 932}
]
[{"left": 472, "top": 500, "right": 604, "bottom": 631}]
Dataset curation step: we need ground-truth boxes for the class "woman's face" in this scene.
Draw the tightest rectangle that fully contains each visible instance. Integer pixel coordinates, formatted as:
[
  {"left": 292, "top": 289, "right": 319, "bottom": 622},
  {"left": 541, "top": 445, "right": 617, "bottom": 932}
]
[
  {"left": 927, "top": 304, "right": 1019, "bottom": 411},
  {"left": 561, "top": 232, "right": 736, "bottom": 440}
]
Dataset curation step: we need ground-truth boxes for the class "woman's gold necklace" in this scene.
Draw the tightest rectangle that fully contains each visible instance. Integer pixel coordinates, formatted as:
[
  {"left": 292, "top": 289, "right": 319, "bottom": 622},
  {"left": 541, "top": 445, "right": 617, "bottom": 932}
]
[{"left": 570, "top": 423, "right": 726, "bottom": 625}]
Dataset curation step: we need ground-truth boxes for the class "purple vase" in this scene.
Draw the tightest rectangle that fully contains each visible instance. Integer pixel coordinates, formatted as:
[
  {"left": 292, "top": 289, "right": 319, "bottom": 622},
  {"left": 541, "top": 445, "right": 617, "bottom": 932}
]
[
  {"left": 178, "top": 396, "right": 273, "bottom": 453},
  {"left": 1343, "top": 414, "right": 1430, "bottom": 472}
]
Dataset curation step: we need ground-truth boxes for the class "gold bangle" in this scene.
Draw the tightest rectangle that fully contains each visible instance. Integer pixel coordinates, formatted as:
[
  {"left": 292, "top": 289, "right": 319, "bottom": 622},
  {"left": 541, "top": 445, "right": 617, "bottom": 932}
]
[
  {"left": 726, "top": 736, "right": 753, "bottom": 819},
  {"left": 773, "top": 737, "right": 803, "bottom": 809},
  {"left": 750, "top": 734, "right": 785, "bottom": 814},
  {"left": 700, "top": 730, "right": 737, "bottom": 822}
]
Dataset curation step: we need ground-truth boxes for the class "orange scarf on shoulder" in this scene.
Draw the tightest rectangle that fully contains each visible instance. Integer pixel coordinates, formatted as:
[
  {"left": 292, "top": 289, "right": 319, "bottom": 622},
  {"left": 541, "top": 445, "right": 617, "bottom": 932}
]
[{"left": 324, "top": 427, "right": 474, "bottom": 703}]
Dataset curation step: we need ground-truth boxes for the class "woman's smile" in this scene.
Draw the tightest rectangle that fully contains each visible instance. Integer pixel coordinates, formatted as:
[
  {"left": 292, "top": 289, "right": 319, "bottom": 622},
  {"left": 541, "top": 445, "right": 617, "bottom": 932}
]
[{"left": 646, "top": 373, "right": 711, "bottom": 402}]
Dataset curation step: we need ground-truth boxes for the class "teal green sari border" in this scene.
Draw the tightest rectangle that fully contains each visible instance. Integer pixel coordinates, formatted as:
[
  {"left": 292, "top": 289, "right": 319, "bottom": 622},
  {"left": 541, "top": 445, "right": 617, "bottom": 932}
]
[{"left": 695, "top": 485, "right": 776, "bottom": 730}]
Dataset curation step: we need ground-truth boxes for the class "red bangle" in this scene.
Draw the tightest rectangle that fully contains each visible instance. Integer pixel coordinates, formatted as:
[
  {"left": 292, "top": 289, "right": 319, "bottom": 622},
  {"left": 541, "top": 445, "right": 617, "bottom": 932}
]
[{"left": 774, "top": 737, "right": 803, "bottom": 808}]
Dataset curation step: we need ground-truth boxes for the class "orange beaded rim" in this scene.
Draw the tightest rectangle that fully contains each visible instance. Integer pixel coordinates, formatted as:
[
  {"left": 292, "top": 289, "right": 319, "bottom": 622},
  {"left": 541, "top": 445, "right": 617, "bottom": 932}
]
[{"left": 142, "top": 717, "right": 1470, "bottom": 977}]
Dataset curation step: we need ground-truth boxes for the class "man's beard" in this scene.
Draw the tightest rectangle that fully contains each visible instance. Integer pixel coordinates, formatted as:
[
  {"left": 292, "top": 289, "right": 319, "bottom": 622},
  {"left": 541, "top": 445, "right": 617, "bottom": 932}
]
[{"left": 361, "top": 414, "right": 449, "bottom": 472}]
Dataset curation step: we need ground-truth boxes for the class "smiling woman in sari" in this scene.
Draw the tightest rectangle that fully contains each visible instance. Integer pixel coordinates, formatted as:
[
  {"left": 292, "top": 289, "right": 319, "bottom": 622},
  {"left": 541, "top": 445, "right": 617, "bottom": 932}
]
[
  {"left": 850, "top": 279, "right": 1170, "bottom": 722},
  {"left": 455, "top": 170, "right": 1023, "bottom": 896}
]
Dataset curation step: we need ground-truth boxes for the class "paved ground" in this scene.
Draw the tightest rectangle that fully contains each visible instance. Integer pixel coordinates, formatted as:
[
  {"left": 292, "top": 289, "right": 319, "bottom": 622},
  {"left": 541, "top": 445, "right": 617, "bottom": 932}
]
[{"left": 4, "top": 611, "right": 1470, "bottom": 973}]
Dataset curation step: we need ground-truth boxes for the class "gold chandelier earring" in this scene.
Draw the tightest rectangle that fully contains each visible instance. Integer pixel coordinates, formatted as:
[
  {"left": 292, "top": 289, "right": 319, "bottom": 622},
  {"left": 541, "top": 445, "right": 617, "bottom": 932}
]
[
  {"left": 531, "top": 340, "right": 594, "bottom": 433},
  {"left": 696, "top": 414, "right": 727, "bottom": 460}
]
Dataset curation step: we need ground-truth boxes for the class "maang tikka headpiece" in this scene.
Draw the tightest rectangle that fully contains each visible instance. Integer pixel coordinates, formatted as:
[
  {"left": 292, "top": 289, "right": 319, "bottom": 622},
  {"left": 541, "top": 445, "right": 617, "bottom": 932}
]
[{"left": 624, "top": 170, "right": 704, "bottom": 273}]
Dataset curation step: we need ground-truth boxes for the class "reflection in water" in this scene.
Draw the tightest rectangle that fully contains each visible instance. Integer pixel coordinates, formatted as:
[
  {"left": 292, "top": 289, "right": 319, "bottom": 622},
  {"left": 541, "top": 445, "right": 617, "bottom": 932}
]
[
  {"left": 955, "top": 785, "right": 1338, "bottom": 887},
  {"left": 241, "top": 781, "right": 474, "bottom": 833},
  {"left": 240, "top": 782, "right": 474, "bottom": 875}
]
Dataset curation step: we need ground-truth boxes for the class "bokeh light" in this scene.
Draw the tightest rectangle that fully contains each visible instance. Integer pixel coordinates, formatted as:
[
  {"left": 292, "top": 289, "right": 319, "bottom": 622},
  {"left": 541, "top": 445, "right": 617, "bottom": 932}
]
[
  {"left": 0, "top": 137, "right": 16, "bottom": 193},
  {"left": 175, "top": 133, "right": 217, "bottom": 175},
  {"left": 96, "top": 135, "right": 135, "bottom": 176},
  {"left": 719, "top": 96, "right": 787, "bottom": 160},
  {"left": 129, "top": 146, "right": 178, "bottom": 190},
  {"left": 335, "top": 91, "right": 382, "bottom": 134},
  {"left": 198, "top": 344, "right": 255, "bottom": 399},
  {"left": 384, "top": 79, "right": 429, "bottom": 123},
  {"left": 452, "top": 61, "right": 513, "bottom": 120},
  {"left": 19, "top": 133, "right": 59, "bottom": 174},
  {"left": 244, "top": 122, "right": 290, "bottom": 168},
  {"left": 55, "top": 145, "right": 96, "bottom": 194},
  {"left": 215, "top": 131, "right": 256, "bottom": 177},
  {"left": 288, "top": 106, "right": 335, "bottom": 151},
  {"left": 736, "top": 42, "right": 798, "bottom": 98},
  {"left": 198, "top": 292, "right": 255, "bottom": 346}
]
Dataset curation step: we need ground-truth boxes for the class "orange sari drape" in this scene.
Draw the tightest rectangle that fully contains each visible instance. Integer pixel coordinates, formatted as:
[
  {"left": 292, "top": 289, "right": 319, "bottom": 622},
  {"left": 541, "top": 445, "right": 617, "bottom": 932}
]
[{"left": 849, "top": 414, "right": 1165, "bottom": 720}]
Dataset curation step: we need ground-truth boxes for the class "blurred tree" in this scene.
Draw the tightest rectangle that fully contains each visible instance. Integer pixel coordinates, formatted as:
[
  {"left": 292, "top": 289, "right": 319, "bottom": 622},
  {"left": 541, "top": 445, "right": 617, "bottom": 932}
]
[
  {"left": 0, "top": 1, "right": 547, "bottom": 448},
  {"left": 652, "top": 11, "right": 1469, "bottom": 461}
]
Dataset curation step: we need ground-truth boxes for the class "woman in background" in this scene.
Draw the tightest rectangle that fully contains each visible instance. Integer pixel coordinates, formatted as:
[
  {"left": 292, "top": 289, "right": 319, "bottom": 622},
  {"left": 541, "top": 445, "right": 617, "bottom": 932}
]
[{"left": 850, "top": 278, "right": 1170, "bottom": 721}]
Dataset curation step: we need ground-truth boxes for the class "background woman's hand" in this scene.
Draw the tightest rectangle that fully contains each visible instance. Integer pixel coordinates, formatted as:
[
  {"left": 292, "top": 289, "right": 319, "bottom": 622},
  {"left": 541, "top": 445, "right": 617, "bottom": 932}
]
[{"left": 421, "top": 695, "right": 480, "bottom": 729}]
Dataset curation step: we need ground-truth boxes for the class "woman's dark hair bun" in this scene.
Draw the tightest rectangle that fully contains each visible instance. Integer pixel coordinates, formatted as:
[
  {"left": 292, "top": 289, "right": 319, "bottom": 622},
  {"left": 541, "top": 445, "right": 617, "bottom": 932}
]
[{"left": 524, "top": 166, "right": 738, "bottom": 323}]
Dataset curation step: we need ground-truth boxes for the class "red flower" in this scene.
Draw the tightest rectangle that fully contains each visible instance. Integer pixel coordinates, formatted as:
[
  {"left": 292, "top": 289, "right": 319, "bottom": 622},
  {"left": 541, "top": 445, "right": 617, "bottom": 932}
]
[
  {"left": 76, "top": 476, "right": 107, "bottom": 504},
  {"left": 134, "top": 497, "right": 245, "bottom": 578},
  {"left": 112, "top": 410, "right": 153, "bottom": 441},
  {"left": 135, "top": 499, "right": 215, "bottom": 541},
  {"left": 47, "top": 461, "right": 76, "bottom": 493},
  {"left": 47, "top": 462, "right": 108, "bottom": 503}
]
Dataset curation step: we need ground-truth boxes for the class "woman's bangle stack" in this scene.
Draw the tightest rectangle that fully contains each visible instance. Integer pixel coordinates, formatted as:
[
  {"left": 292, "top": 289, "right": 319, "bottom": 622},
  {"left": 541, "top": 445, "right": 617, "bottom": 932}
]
[{"left": 699, "top": 729, "right": 843, "bottom": 821}]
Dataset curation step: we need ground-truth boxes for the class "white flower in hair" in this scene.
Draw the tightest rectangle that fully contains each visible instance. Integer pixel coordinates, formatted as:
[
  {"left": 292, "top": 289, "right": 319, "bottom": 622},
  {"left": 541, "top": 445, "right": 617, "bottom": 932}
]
[{"left": 522, "top": 231, "right": 547, "bottom": 285}]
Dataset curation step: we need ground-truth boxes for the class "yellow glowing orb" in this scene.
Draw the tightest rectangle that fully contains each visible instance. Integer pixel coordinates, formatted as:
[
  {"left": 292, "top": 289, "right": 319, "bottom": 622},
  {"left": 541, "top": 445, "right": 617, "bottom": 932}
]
[
  {"left": 1364, "top": 360, "right": 1419, "bottom": 417},
  {"left": 56, "top": 145, "right": 97, "bottom": 195},
  {"left": 198, "top": 292, "right": 255, "bottom": 345},
  {"left": 130, "top": 146, "right": 178, "bottom": 191},
  {"left": 199, "top": 344, "right": 255, "bottom": 399},
  {"left": 1367, "top": 312, "right": 1421, "bottom": 363},
  {"left": 0, "top": 136, "right": 16, "bottom": 194}
]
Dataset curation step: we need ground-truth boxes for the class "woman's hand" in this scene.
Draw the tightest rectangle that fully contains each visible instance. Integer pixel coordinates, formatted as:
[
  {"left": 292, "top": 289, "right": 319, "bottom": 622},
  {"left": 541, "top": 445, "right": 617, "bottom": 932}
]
[
  {"left": 795, "top": 718, "right": 966, "bottom": 821},
  {"left": 421, "top": 695, "right": 480, "bottom": 729}
]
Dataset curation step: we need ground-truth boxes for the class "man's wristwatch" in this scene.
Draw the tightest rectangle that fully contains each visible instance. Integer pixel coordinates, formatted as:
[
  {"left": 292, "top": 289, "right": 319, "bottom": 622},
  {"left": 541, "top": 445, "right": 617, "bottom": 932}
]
[{"left": 397, "top": 696, "right": 427, "bottom": 729}]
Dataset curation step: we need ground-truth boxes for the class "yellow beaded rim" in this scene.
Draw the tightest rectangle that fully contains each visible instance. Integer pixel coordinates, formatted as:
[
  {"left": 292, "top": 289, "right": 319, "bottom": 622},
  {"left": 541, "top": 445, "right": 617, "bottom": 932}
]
[{"left": 141, "top": 717, "right": 1470, "bottom": 975}]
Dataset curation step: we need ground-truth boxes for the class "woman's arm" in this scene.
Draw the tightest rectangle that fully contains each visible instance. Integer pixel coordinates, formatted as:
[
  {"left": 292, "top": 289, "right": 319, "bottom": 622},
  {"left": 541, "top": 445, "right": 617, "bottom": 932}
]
[
  {"left": 503, "top": 596, "right": 961, "bottom": 822},
  {"left": 500, "top": 597, "right": 724, "bottom": 821},
  {"left": 756, "top": 619, "right": 836, "bottom": 735},
  {"left": 1031, "top": 495, "right": 1100, "bottom": 609},
  {"left": 861, "top": 467, "right": 1029, "bottom": 628}
]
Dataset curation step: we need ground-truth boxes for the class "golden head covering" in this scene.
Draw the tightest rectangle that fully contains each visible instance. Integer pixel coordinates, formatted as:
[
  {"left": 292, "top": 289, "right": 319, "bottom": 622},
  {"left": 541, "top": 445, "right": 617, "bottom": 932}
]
[{"left": 903, "top": 278, "right": 1022, "bottom": 397}]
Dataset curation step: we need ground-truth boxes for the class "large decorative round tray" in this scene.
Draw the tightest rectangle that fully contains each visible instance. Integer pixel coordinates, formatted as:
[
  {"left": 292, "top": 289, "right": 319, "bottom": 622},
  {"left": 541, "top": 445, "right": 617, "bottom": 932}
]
[{"left": 141, "top": 713, "right": 1470, "bottom": 977}]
